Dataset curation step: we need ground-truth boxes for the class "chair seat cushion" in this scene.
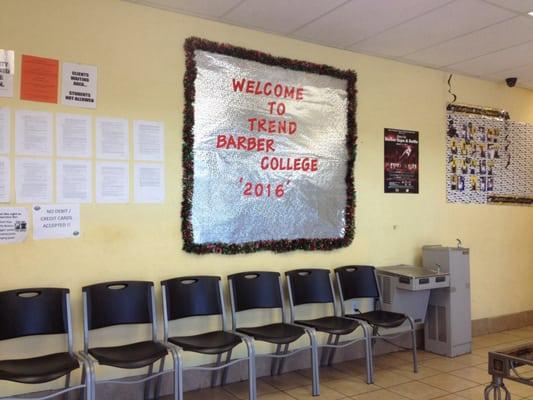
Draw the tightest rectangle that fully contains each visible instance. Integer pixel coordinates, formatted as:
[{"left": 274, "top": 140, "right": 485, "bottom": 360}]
[
  {"left": 296, "top": 316, "right": 360, "bottom": 335},
  {"left": 346, "top": 310, "right": 407, "bottom": 328},
  {"left": 237, "top": 323, "right": 304, "bottom": 345},
  {"left": 0, "top": 352, "right": 79, "bottom": 384},
  {"left": 89, "top": 340, "right": 167, "bottom": 369},
  {"left": 169, "top": 331, "right": 242, "bottom": 355}
]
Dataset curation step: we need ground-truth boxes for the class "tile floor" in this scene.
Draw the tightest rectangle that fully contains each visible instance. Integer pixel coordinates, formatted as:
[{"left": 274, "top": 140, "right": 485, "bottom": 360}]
[{"left": 169, "top": 326, "right": 533, "bottom": 400}]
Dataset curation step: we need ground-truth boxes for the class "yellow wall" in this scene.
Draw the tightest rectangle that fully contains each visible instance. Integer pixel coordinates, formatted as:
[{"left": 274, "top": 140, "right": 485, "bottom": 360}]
[{"left": 1, "top": 0, "right": 533, "bottom": 394}]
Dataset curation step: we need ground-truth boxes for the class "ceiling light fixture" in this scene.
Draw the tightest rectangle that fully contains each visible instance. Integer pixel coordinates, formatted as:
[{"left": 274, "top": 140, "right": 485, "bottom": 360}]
[{"left": 529, "top": 11, "right": 533, "bottom": 16}]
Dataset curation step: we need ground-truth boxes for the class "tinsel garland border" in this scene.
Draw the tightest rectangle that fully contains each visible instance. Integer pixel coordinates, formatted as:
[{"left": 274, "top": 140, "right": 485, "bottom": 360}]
[{"left": 181, "top": 37, "right": 357, "bottom": 254}]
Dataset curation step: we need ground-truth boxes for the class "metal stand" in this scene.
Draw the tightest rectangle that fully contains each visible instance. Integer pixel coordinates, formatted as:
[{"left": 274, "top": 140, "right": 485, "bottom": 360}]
[{"left": 484, "top": 376, "right": 511, "bottom": 400}]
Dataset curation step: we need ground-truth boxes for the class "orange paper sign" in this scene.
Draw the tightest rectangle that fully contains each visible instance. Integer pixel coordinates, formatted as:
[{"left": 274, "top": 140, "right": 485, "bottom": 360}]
[{"left": 20, "top": 55, "right": 59, "bottom": 103}]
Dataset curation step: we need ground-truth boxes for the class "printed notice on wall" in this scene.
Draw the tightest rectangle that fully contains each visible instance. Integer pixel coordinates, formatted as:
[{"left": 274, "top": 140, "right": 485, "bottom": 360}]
[
  {"left": 16, "top": 110, "right": 53, "bottom": 156},
  {"left": 96, "top": 162, "right": 129, "bottom": 203},
  {"left": 15, "top": 158, "right": 52, "bottom": 203},
  {"left": 134, "top": 120, "right": 164, "bottom": 161},
  {"left": 96, "top": 117, "right": 129, "bottom": 160},
  {"left": 0, "top": 207, "right": 28, "bottom": 244},
  {"left": 0, "top": 107, "right": 9, "bottom": 154},
  {"left": 384, "top": 128, "right": 419, "bottom": 193},
  {"left": 61, "top": 62, "right": 97, "bottom": 109},
  {"left": 0, "top": 50, "right": 15, "bottom": 98},
  {"left": 56, "top": 113, "right": 92, "bottom": 158},
  {"left": 134, "top": 163, "right": 164, "bottom": 203},
  {"left": 0, "top": 157, "right": 10, "bottom": 202},
  {"left": 20, "top": 55, "right": 59, "bottom": 104},
  {"left": 56, "top": 159, "right": 92, "bottom": 203},
  {"left": 32, "top": 204, "right": 80, "bottom": 240}
]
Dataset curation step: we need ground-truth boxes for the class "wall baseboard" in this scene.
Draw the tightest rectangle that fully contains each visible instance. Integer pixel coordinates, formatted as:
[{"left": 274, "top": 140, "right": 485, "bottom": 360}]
[{"left": 472, "top": 310, "right": 533, "bottom": 336}]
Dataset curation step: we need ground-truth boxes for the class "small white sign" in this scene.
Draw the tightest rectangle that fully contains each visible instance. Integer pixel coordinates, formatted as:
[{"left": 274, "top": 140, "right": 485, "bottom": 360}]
[
  {"left": 0, "top": 207, "right": 28, "bottom": 244},
  {"left": 0, "top": 50, "right": 15, "bottom": 98},
  {"left": 32, "top": 204, "right": 80, "bottom": 240},
  {"left": 61, "top": 62, "right": 97, "bottom": 109},
  {"left": 134, "top": 120, "right": 164, "bottom": 161}
]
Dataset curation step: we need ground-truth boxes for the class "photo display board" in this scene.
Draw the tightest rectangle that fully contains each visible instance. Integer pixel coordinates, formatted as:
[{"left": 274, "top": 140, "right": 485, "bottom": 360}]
[
  {"left": 182, "top": 38, "right": 357, "bottom": 254},
  {"left": 446, "top": 104, "right": 533, "bottom": 205}
]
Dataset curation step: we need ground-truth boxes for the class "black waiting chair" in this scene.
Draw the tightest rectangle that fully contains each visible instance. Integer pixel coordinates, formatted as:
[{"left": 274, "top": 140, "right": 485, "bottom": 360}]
[
  {"left": 81, "top": 281, "right": 180, "bottom": 400},
  {"left": 227, "top": 272, "right": 320, "bottom": 396},
  {"left": 285, "top": 269, "right": 373, "bottom": 383},
  {"left": 161, "top": 276, "right": 256, "bottom": 400},
  {"left": 335, "top": 266, "right": 418, "bottom": 380},
  {"left": 0, "top": 288, "right": 89, "bottom": 400}
]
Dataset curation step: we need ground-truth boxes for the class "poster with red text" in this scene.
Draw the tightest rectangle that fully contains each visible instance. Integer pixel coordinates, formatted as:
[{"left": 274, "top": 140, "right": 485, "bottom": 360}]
[
  {"left": 182, "top": 38, "right": 356, "bottom": 254},
  {"left": 384, "top": 128, "right": 419, "bottom": 193}
]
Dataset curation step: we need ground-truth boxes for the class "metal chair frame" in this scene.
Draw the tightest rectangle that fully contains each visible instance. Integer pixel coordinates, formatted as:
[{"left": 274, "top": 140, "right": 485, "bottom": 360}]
[
  {"left": 285, "top": 272, "right": 373, "bottom": 384},
  {"left": 335, "top": 268, "right": 418, "bottom": 382},
  {"left": 81, "top": 285, "right": 180, "bottom": 400},
  {"left": 228, "top": 274, "right": 320, "bottom": 396},
  {"left": 0, "top": 291, "right": 90, "bottom": 400},
  {"left": 161, "top": 278, "right": 256, "bottom": 400}
]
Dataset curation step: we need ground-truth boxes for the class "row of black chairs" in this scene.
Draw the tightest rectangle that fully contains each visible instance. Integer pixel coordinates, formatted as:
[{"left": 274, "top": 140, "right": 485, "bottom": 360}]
[{"left": 0, "top": 266, "right": 418, "bottom": 400}]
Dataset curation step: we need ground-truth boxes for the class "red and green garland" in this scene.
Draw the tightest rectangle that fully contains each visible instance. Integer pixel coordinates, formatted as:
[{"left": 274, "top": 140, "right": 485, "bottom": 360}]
[{"left": 181, "top": 37, "right": 357, "bottom": 254}]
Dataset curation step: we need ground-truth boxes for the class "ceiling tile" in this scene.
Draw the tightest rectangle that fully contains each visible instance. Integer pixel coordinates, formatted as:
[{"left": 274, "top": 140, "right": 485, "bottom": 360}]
[
  {"left": 123, "top": 0, "right": 242, "bottom": 18},
  {"left": 350, "top": 0, "right": 515, "bottom": 57},
  {"left": 291, "top": 0, "right": 451, "bottom": 48},
  {"left": 222, "top": 0, "right": 347, "bottom": 34},
  {"left": 483, "top": 0, "right": 533, "bottom": 13},
  {"left": 404, "top": 16, "right": 533, "bottom": 67},
  {"left": 448, "top": 41, "right": 533, "bottom": 76},
  {"left": 487, "top": 62, "right": 533, "bottom": 81}
]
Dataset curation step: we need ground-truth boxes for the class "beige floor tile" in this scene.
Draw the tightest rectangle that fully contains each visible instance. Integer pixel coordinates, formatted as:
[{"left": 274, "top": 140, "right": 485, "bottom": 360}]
[
  {"left": 284, "top": 384, "right": 345, "bottom": 400},
  {"left": 258, "top": 392, "right": 295, "bottom": 400},
  {"left": 388, "top": 381, "right": 448, "bottom": 400},
  {"left": 322, "top": 377, "right": 381, "bottom": 396},
  {"left": 393, "top": 350, "right": 439, "bottom": 362},
  {"left": 297, "top": 366, "right": 350, "bottom": 382},
  {"left": 373, "top": 353, "right": 411, "bottom": 369},
  {"left": 420, "top": 373, "right": 478, "bottom": 393},
  {"left": 432, "top": 395, "right": 464, "bottom": 400},
  {"left": 350, "top": 388, "right": 410, "bottom": 399},
  {"left": 452, "top": 353, "right": 487, "bottom": 366},
  {"left": 184, "top": 387, "right": 238, "bottom": 400},
  {"left": 420, "top": 357, "right": 469, "bottom": 372},
  {"left": 449, "top": 366, "right": 491, "bottom": 384},
  {"left": 393, "top": 364, "right": 441, "bottom": 380},
  {"left": 505, "top": 328, "right": 533, "bottom": 339},
  {"left": 224, "top": 380, "right": 278, "bottom": 400},
  {"left": 333, "top": 359, "right": 371, "bottom": 378},
  {"left": 370, "top": 369, "right": 413, "bottom": 387},
  {"left": 260, "top": 371, "right": 311, "bottom": 390},
  {"left": 505, "top": 380, "right": 533, "bottom": 397}
]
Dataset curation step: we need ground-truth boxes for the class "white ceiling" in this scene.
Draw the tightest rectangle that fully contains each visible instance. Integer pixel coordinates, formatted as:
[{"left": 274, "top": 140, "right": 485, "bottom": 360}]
[{"left": 125, "top": 0, "right": 533, "bottom": 90}]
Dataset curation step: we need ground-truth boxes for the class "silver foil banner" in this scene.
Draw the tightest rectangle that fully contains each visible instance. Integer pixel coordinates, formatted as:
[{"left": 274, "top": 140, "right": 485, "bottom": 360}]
[{"left": 189, "top": 49, "right": 351, "bottom": 247}]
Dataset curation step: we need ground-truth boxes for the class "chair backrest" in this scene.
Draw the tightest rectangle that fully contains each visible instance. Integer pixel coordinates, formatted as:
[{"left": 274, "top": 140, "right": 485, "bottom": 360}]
[
  {"left": 161, "top": 276, "right": 223, "bottom": 320},
  {"left": 227, "top": 271, "right": 283, "bottom": 312},
  {"left": 82, "top": 281, "right": 155, "bottom": 331},
  {"left": 335, "top": 265, "right": 380, "bottom": 301},
  {"left": 0, "top": 288, "right": 71, "bottom": 343},
  {"left": 285, "top": 269, "right": 334, "bottom": 306}
]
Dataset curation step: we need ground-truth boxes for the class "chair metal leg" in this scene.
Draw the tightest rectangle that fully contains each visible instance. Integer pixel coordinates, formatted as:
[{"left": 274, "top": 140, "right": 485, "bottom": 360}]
[
  {"left": 144, "top": 363, "right": 154, "bottom": 400},
  {"left": 321, "top": 335, "right": 333, "bottom": 366},
  {"left": 361, "top": 322, "right": 374, "bottom": 384},
  {"left": 62, "top": 372, "right": 71, "bottom": 400},
  {"left": 211, "top": 353, "right": 223, "bottom": 388},
  {"left": 277, "top": 344, "right": 289, "bottom": 375},
  {"left": 407, "top": 316, "right": 418, "bottom": 373},
  {"left": 241, "top": 337, "right": 257, "bottom": 400},
  {"left": 154, "top": 357, "right": 165, "bottom": 400},
  {"left": 271, "top": 344, "right": 282, "bottom": 376},
  {"left": 304, "top": 328, "right": 320, "bottom": 396},
  {"left": 80, "top": 368, "right": 86, "bottom": 400},
  {"left": 168, "top": 346, "right": 183, "bottom": 400},
  {"left": 327, "top": 336, "right": 340, "bottom": 366},
  {"left": 221, "top": 349, "right": 233, "bottom": 386}
]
